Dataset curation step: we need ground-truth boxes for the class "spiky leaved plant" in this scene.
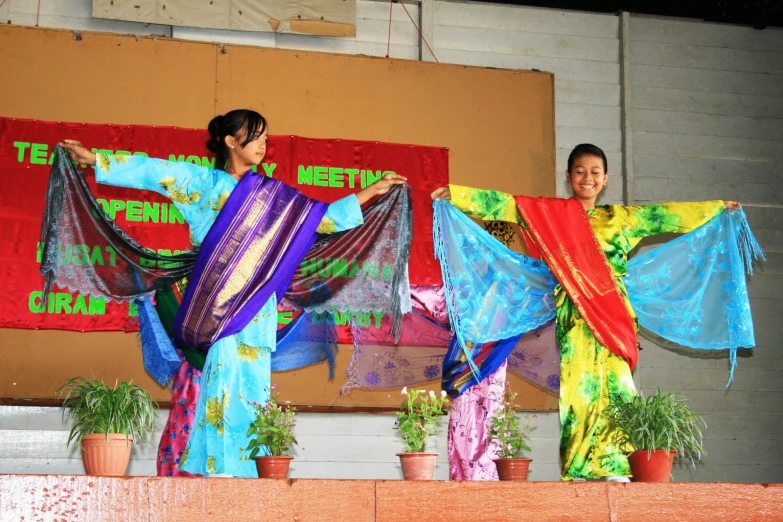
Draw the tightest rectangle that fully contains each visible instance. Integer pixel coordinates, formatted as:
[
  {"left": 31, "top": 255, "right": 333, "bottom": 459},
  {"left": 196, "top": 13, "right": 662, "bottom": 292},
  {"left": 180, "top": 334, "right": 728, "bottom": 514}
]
[
  {"left": 602, "top": 388, "right": 706, "bottom": 464},
  {"left": 58, "top": 377, "right": 157, "bottom": 448}
]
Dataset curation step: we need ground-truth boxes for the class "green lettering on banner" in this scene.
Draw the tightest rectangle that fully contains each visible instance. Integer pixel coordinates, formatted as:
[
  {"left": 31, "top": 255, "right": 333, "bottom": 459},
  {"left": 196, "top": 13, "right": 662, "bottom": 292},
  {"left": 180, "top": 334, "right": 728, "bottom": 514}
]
[
  {"left": 36, "top": 242, "right": 118, "bottom": 267},
  {"left": 262, "top": 163, "right": 277, "bottom": 177},
  {"left": 381, "top": 263, "right": 393, "bottom": 281},
  {"left": 344, "top": 168, "right": 358, "bottom": 189},
  {"left": 30, "top": 143, "right": 48, "bottom": 165},
  {"left": 298, "top": 165, "right": 313, "bottom": 185},
  {"left": 109, "top": 200, "right": 126, "bottom": 220},
  {"left": 71, "top": 245, "right": 90, "bottom": 266},
  {"left": 89, "top": 246, "right": 105, "bottom": 266},
  {"left": 28, "top": 292, "right": 43, "bottom": 313},
  {"left": 300, "top": 258, "right": 317, "bottom": 277},
  {"left": 55, "top": 293, "right": 72, "bottom": 314},
  {"left": 367, "top": 170, "right": 384, "bottom": 186},
  {"left": 331, "top": 258, "right": 348, "bottom": 277},
  {"left": 89, "top": 295, "right": 106, "bottom": 315},
  {"left": 317, "top": 259, "right": 331, "bottom": 277},
  {"left": 372, "top": 310, "right": 384, "bottom": 328},
  {"left": 126, "top": 201, "right": 143, "bottom": 222},
  {"left": 355, "top": 311, "right": 372, "bottom": 327},
  {"left": 14, "top": 142, "right": 30, "bottom": 162},
  {"left": 348, "top": 260, "right": 361, "bottom": 278},
  {"left": 328, "top": 167, "right": 344, "bottom": 188},
  {"left": 313, "top": 166, "right": 328, "bottom": 187},
  {"left": 96, "top": 199, "right": 184, "bottom": 224},
  {"left": 362, "top": 261, "right": 379, "bottom": 278},
  {"left": 157, "top": 249, "right": 183, "bottom": 269},
  {"left": 128, "top": 300, "right": 138, "bottom": 317},
  {"left": 169, "top": 154, "right": 185, "bottom": 162},
  {"left": 143, "top": 202, "right": 160, "bottom": 223},
  {"left": 11, "top": 142, "right": 153, "bottom": 166},
  {"left": 186, "top": 155, "right": 200, "bottom": 165},
  {"left": 73, "top": 295, "right": 88, "bottom": 315},
  {"left": 277, "top": 311, "right": 293, "bottom": 324},
  {"left": 202, "top": 157, "right": 216, "bottom": 168},
  {"left": 169, "top": 205, "right": 185, "bottom": 225},
  {"left": 140, "top": 248, "right": 156, "bottom": 268}
]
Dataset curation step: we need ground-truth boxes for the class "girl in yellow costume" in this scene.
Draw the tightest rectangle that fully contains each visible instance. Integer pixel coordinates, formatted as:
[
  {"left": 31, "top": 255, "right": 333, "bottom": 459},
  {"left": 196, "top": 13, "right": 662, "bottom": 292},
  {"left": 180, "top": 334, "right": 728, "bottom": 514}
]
[{"left": 432, "top": 143, "right": 739, "bottom": 480}]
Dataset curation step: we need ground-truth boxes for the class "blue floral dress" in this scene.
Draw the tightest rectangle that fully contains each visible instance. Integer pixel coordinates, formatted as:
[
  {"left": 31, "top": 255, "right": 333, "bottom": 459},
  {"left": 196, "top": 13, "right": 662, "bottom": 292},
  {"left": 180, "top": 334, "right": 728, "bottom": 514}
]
[{"left": 95, "top": 154, "right": 364, "bottom": 477}]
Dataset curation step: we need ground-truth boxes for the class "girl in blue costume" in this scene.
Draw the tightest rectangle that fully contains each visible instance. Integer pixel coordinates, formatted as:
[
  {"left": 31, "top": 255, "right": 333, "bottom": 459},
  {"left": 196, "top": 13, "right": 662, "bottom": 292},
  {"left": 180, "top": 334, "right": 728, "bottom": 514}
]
[{"left": 60, "top": 110, "right": 406, "bottom": 477}]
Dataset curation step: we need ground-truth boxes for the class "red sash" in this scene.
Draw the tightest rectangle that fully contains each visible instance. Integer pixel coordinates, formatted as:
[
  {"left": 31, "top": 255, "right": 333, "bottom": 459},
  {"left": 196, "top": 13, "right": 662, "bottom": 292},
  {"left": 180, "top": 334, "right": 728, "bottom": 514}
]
[{"left": 515, "top": 196, "right": 638, "bottom": 370}]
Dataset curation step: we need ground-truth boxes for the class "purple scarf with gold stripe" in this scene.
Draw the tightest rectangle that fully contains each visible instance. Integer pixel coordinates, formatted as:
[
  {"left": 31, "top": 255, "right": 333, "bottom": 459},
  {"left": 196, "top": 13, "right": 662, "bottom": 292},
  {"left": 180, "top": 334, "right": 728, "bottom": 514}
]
[{"left": 173, "top": 171, "right": 327, "bottom": 349}]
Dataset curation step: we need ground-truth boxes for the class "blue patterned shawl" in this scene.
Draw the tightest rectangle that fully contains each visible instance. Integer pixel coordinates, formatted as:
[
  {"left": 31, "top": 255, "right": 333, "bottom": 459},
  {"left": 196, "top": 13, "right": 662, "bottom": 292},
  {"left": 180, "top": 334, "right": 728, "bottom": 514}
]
[{"left": 434, "top": 200, "right": 764, "bottom": 394}]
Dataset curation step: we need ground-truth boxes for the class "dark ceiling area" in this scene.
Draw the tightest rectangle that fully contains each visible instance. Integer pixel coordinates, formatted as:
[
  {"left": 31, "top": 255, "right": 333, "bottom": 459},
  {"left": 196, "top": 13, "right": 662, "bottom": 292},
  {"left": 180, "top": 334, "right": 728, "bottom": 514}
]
[{"left": 473, "top": 1, "right": 783, "bottom": 29}]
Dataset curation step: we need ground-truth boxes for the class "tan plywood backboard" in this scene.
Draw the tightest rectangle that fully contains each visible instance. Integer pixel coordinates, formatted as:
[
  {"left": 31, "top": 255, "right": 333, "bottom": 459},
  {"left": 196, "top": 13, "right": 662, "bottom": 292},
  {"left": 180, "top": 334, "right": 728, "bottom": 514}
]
[{"left": 0, "top": 25, "right": 556, "bottom": 409}]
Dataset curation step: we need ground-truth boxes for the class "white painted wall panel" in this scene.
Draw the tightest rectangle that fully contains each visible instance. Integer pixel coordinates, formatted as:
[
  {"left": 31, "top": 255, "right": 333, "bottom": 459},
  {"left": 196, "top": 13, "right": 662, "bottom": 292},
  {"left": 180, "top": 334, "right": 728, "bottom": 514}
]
[
  {"left": 632, "top": 64, "right": 782, "bottom": 97},
  {"left": 630, "top": 16, "right": 783, "bottom": 52},
  {"left": 436, "top": 1, "right": 618, "bottom": 38},
  {"left": 4, "top": 0, "right": 170, "bottom": 35},
  {"left": 630, "top": 40, "right": 783, "bottom": 75},
  {"left": 0, "top": 407, "right": 560, "bottom": 480},
  {"left": 631, "top": 14, "right": 783, "bottom": 484},
  {"left": 633, "top": 86, "right": 783, "bottom": 119}
]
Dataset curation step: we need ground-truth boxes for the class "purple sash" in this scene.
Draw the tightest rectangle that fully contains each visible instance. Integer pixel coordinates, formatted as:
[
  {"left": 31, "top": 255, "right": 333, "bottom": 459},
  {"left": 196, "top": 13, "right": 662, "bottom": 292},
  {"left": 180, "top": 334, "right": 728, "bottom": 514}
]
[{"left": 173, "top": 172, "right": 327, "bottom": 349}]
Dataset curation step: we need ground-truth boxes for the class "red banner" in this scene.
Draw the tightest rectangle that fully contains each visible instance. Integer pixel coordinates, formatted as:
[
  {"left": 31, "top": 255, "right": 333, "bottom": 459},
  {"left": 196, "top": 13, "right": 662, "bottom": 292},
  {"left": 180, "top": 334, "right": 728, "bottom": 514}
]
[{"left": 0, "top": 118, "right": 448, "bottom": 333}]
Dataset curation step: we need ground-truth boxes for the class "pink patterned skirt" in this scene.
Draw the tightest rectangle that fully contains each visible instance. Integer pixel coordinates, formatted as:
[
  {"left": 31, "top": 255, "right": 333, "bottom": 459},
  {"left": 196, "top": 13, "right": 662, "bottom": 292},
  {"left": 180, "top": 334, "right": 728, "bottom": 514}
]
[
  {"left": 157, "top": 354, "right": 202, "bottom": 477},
  {"left": 447, "top": 361, "right": 507, "bottom": 481}
]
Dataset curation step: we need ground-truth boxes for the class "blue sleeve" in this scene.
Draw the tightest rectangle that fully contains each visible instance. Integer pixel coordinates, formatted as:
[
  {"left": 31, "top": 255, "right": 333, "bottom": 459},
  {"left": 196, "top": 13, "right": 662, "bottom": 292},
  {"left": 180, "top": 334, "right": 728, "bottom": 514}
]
[
  {"left": 316, "top": 194, "right": 364, "bottom": 234},
  {"left": 94, "top": 153, "right": 221, "bottom": 204},
  {"left": 94, "top": 153, "right": 226, "bottom": 230}
]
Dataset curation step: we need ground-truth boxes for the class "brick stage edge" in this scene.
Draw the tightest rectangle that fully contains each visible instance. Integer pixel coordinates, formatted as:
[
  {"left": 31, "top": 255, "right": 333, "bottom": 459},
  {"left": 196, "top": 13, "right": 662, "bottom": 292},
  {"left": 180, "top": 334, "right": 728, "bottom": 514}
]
[{"left": 1, "top": 475, "right": 781, "bottom": 521}]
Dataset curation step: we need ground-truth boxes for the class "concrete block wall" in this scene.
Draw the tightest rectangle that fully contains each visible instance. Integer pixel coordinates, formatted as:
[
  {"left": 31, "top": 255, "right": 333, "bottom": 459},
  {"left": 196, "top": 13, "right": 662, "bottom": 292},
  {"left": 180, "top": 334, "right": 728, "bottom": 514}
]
[{"left": 0, "top": 0, "right": 781, "bottom": 482}]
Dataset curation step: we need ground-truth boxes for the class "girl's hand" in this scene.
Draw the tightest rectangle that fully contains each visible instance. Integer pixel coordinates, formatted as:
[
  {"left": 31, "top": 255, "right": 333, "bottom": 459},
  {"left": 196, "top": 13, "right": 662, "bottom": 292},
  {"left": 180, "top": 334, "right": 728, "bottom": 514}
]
[
  {"left": 371, "top": 173, "right": 407, "bottom": 195},
  {"left": 724, "top": 200, "right": 741, "bottom": 210},
  {"left": 356, "top": 173, "right": 407, "bottom": 204},
  {"left": 59, "top": 140, "right": 97, "bottom": 166},
  {"left": 431, "top": 186, "right": 450, "bottom": 201}
]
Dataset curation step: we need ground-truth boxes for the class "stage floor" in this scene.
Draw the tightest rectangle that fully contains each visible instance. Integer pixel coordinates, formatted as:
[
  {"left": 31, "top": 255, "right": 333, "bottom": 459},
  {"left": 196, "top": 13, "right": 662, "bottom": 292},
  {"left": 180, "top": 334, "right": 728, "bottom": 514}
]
[{"left": 1, "top": 474, "right": 781, "bottom": 521}]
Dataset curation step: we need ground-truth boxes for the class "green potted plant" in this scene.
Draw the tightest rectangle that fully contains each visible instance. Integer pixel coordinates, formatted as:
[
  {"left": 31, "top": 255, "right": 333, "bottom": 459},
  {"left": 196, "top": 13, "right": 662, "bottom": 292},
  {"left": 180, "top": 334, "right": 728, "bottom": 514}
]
[
  {"left": 489, "top": 387, "right": 536, "bottom": 481},
  {"left": 58, "top": 377, "right": 157, "bottom": 476},
  {"left": 394, "top": 386, "right": 449, "bottom": 480},
  {"left": 602, "top": 388, "right": 706, "bottom": 482},
  {"left": 246, "top": 385, "right": 298, "bottom": 479}
]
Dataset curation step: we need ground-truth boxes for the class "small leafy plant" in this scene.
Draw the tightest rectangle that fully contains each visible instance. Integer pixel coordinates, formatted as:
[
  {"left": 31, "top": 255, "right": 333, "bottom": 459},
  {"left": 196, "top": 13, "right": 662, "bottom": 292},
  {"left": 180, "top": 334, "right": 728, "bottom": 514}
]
[
  {"left": 58, "top": 377, "right": 157, "bottom": 448},
  {"left": 395, "top": 387, "right": 449, "bottom": 453},
  {"left": 246, "top": 386, "right": 297, "bottom": 458},
  {"left": 489, "top": 387, "right": 535, "bottom": 459},
  {"left": 602, "top": 388, "right": 706, "bottom": 464}
]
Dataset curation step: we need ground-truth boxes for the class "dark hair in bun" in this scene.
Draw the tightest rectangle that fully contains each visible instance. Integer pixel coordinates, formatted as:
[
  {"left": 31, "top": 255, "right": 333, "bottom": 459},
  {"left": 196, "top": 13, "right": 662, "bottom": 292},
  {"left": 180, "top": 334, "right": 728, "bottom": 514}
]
[{"left": 206, "top": 109, "right": 268, "bottom": 170}]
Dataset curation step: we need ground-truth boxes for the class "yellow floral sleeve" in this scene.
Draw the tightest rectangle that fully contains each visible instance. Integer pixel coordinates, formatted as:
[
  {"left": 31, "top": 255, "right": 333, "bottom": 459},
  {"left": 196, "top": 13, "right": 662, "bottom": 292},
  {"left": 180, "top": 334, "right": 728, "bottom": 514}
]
[
  {"left": 448, "top": 184, "right": 520, "bottom": 224},
  {"left": 615, "top": 201, "right": 724, "bottom": 239}
]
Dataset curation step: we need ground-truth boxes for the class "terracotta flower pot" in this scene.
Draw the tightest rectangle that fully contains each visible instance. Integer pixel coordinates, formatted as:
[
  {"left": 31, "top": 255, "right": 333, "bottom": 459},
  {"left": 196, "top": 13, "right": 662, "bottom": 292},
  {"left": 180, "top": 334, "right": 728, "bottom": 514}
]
[
  {"left": 397, "top": 452, "right": 438, "bottom": 480},
  {"left": 495, "top": 458, "right": 532, "bottom": 481},
  {"left": 628, "top": 450, "right": 676, "bottom": 482},
  {"left": 80, "top": 433, "right": 133, "bottom": 476},
  {"left": 255, "top": 456, "right": 294, "bottom": 479}
]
